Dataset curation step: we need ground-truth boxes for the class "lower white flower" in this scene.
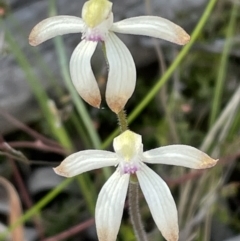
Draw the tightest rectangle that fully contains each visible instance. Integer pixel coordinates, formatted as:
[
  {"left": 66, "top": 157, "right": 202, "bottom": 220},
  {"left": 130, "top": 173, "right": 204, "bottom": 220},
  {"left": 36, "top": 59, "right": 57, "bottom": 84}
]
[{"left": 54, "top": 130, "right": 217, "bottom": 241}]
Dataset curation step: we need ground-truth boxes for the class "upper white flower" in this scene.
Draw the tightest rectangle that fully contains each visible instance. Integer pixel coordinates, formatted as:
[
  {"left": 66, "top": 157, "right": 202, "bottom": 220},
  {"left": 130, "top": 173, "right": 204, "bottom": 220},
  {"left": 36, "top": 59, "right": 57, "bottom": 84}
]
[
  {"left": 29, "top": 0, "right": 190, "bottom": 114},
  {"left": 54, "top": 130, "right": 217, "bottom": 241}
]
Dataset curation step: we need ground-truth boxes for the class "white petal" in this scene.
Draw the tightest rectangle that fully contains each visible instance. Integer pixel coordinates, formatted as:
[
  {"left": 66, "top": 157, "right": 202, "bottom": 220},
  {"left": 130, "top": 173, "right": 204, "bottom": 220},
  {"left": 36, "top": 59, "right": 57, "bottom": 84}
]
[
  {"left": 143, "top": 145, "right": 218, "bottom": 169},
  {"left": 111, "top": 16, "right": 190, "bottom": 45},
  {"left": 70, "top": 40, "right": 101, "bottom": 108},
  {"left": 53, "top": 150, "right": 118, "bottom": 177},
  {"left": 29, "top": 16, "right": 84, "bottom": 46},
  {"left": 137, "top": 164, "right": 178, "bottom": 241},
  {"left": 96, "top": 170, "right": 130, "bottom": 241},
  {"left": 105, "top": 32, "right": 136, "bottom": 113}
]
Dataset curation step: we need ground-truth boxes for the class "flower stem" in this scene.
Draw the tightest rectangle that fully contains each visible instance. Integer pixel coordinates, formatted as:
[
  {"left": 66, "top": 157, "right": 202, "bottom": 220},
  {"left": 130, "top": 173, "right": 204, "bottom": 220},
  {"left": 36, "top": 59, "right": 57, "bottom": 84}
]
[
  {"left": 129, "top": 179, "right": 148, "bottom": 241},
  {"left": 117, "top": 109, "right": 128, "bottom": 133}
]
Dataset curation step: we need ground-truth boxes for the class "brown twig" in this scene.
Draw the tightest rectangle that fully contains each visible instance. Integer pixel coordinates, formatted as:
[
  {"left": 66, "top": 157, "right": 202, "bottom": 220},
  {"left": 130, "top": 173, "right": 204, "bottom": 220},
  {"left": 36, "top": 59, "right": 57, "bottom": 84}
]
[
  {"left": 0, "top": 108, "right": 62, "bottom": 148},
  {"left": 0, "top": 139, "right": 29, "bottom": 164},
  {"left": 41, "top": 218, "right": 94, "bottom": 241},
  {"left": 6, "top": 141, "right": 67, "bottom": 156},
  {"left": 166, "top": 170, "right": 204, "bottom": 188}
]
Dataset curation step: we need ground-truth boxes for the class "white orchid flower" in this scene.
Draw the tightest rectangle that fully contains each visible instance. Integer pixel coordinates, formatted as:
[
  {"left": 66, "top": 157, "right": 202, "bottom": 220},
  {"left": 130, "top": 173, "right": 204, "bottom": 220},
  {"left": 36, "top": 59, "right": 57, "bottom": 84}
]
[
  {"left": 29, "top": 0, "right": 190, "bottom": 113},
  {"left": 54, "top": 130, "right": 217, "bottom": 241}
]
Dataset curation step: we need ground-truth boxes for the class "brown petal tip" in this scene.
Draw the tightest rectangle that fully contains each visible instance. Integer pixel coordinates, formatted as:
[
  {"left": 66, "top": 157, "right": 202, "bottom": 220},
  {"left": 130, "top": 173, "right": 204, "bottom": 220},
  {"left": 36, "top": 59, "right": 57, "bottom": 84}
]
[
  {"left": 107, "top": 97, "right": 127, "bottom": 114},
  {"left": 176, "top": 29, "right": 191, "bottom": 45},
  {"left": 53, "top": 166, "right": 69, "bottom": 177},
  {"left": 198, "top": 157, "right": 219, "bottom": 169},
  {"left": 28, "top": 25, "right": 40, "bottom": 46}
]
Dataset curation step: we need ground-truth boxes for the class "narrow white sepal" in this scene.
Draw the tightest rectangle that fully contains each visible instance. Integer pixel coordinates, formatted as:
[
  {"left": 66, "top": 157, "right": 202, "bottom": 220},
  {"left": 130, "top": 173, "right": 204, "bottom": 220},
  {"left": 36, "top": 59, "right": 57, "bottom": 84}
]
[
  {"left": 111, "top": 16, "right": 190, "bottom": 45},
  {"left": 143, "top": 145, "right": 218, "bottom": 169},
  {"left": 29, "top": 16, "right": 84, "bottom": 46},
  {"left": 137, "top": 164, "right": 178, "bottom": 241},
  {"left": 105, "top": 32, "right": 136, "bottom": 113},
  {"left": 96, "top": 170, "right": 130, "bottom": 241},
  {"left": 53, "top": 150, "right": 118, "bottom": 177},
  {"left": 70, "top": 40, "right": 101, "bottom": 108}
]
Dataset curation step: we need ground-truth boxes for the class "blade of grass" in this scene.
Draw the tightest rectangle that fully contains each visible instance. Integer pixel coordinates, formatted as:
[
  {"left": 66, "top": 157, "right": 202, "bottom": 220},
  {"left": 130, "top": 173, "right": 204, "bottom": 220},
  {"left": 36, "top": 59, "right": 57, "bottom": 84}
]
[
  {"left": 209, "top": 2, "right": 238, "bottom": 127},
  {"left": 180, "top": 85, "right": 240, "bottom": 238},
  {"left": 201, "top": 85, "right": 240, "bottom": 152}
]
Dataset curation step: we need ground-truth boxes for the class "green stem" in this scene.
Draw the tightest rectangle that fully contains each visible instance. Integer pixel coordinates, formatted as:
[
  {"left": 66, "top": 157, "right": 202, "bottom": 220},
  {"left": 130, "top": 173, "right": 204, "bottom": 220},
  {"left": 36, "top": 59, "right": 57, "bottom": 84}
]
[
  {"left": 117, "top": 110, "right": 128, "bottom": 133},
  {"left": 71, "top": 113, "right": 92, "bottom": 148},
  {"left": 209, "top": 2, "right": 238, "bottom": 127},
  {"left": 76, "top": 174, "right": 97, "bottom": 215}
]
